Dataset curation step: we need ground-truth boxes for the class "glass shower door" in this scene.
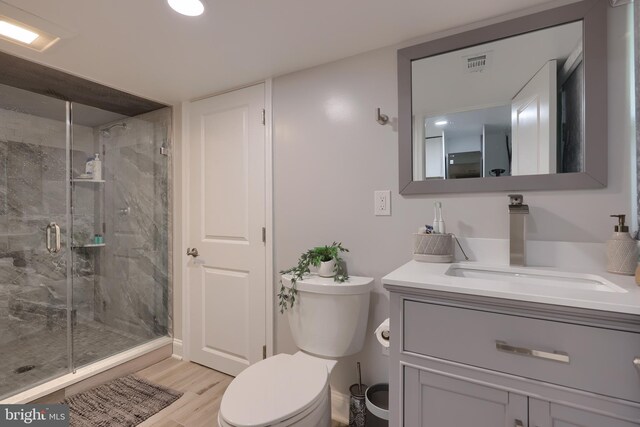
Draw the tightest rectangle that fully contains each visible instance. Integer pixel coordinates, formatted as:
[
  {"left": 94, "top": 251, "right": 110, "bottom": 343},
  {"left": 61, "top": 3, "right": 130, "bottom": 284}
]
[
  {"left": 70, "top": 103, "right": 170, "bottom": 370},
  {"left": 0, "top": 83, "right": 171, "bottom": 400},
  {"left": 0, "top": 83, "right": 71, "bottom": 398}
]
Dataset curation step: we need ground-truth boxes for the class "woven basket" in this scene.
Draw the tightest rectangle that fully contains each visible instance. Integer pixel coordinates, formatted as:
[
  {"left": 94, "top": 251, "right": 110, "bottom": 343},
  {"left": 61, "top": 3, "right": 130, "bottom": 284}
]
[{"left": 414, "top": 233, "right": 453, "bottom": 256}]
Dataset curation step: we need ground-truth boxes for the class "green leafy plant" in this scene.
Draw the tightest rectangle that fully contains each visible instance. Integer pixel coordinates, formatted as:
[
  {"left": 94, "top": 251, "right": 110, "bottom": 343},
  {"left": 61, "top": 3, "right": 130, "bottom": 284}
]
[{"left": 277, "top": 242, "right": 349, "bottom": 313}]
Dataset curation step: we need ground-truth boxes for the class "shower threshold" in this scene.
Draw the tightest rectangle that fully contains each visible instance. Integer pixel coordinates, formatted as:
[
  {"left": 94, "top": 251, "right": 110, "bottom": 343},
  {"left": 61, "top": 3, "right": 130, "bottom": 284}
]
[{"left": 1, "top": 336, "right": 172, "bottom": 404}]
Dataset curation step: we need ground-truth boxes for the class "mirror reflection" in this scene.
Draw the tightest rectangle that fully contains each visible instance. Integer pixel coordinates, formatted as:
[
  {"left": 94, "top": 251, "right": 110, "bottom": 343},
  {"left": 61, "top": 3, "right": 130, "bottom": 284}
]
[{"left": 412, "top": 21, "right": 583, "bottom": 181}]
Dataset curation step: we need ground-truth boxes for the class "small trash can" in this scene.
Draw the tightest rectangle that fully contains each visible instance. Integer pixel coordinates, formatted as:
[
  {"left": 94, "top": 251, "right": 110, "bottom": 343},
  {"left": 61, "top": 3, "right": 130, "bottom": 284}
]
[{"left": 365, "top": 383, "right": 389, "bottom": 426}]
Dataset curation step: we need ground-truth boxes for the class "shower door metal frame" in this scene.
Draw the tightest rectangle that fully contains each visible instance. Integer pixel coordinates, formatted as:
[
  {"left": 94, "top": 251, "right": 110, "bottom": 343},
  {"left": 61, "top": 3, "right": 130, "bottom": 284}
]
[{"left": 65, "top": 101, "right": 75, "bottom": 374}]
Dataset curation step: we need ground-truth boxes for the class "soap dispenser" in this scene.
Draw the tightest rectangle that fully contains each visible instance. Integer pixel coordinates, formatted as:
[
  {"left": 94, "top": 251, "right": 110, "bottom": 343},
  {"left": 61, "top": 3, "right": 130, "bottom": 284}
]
[{"left": 606, "top": 214, "right": 638, "bottom": 275}]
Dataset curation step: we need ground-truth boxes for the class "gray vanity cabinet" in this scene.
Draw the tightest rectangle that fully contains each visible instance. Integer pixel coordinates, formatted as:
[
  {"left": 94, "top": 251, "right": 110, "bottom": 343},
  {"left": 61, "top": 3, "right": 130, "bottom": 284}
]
[
  {"left": 529, "top": 398, "right": 640, "bottom": 427},
  {"left": 404, "top": 366, "right": 527, "bottom": 427},
  {"left": 385, "top": 288, "right": 640, "bottom": 427}
]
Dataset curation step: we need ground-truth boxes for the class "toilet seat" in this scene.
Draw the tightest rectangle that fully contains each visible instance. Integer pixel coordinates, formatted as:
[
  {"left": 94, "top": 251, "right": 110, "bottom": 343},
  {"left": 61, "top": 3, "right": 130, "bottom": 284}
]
[
  {"left": 218, "top": 386, "right": 329, "bottom": 427},
  {"left": 219, "top": 353, "right": 330, "bottom": 427}
]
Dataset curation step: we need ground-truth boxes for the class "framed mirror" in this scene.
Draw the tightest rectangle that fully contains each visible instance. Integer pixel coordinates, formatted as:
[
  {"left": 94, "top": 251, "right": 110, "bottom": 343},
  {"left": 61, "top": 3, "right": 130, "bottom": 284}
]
[{"left": 398, "top": 0, "right": 607, "bottom": 195}]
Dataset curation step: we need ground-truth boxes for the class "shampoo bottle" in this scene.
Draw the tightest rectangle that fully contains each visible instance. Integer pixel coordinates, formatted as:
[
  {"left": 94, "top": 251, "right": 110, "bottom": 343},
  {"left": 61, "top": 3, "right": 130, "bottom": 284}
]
[
  {"left": 92, "top": 153, "right": 102, "bottom": 181},
  {"left": 606, "top": 214, "right": 638, "bottom": 275},
  {"left": 85, "top": 155, "right": 94, "bottom": 178}
]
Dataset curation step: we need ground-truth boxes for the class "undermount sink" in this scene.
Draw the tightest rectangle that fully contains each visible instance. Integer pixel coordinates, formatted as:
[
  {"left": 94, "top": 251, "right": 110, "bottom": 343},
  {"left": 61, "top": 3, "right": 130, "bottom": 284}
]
[{"left": 445, "top": 264, "right": 627, "bottom": 293}]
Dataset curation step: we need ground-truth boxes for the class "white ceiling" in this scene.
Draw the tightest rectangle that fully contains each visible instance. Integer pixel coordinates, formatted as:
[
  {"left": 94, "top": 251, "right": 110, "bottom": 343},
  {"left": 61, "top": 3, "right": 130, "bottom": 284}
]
[
  {"left": 0, "top": 0, "right": 557, "bottom": 104},
  {"left": 412, "top": 20, "right": 582, "bottom": 117},
  {"left": 425, "top": 105, "right": 511, "bottom": 139}
]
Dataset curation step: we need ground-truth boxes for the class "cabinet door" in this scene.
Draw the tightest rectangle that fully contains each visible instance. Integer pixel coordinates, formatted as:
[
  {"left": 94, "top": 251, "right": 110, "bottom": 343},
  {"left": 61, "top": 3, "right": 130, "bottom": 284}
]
[
  {"left": 404, "top": 366, "right": 528, "bottom": 427},
  {"left": 529, "top": 398, "right": 640, "bottom": 427}
]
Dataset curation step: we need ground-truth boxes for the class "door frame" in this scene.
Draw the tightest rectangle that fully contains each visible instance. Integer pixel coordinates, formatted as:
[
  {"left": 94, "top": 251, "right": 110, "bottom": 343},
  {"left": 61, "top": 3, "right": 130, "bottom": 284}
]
[{"left": 177, "top": 79, "right": 274, "bottom": 362}]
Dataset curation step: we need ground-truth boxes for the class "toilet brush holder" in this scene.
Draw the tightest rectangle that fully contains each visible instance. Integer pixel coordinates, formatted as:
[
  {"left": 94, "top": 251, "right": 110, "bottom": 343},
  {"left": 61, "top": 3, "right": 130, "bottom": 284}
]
[{"left": 349, "top": 383, "right": 367, "bottom": 427}]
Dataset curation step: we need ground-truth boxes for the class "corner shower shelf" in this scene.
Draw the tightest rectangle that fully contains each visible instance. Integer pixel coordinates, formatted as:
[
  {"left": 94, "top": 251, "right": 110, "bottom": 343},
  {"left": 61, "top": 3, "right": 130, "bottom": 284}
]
[
  {"left": 72, "top": 243, "right": 106, "bottom": 249},
  {"left": 71, "top": 178, "right": 105, "bottom": 183}
]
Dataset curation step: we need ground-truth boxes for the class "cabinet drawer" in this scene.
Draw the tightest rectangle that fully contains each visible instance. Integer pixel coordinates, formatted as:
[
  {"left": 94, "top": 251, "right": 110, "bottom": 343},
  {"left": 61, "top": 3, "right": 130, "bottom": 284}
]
[{"left": 403, "top": 301, "right": 640, "bottom": 402}]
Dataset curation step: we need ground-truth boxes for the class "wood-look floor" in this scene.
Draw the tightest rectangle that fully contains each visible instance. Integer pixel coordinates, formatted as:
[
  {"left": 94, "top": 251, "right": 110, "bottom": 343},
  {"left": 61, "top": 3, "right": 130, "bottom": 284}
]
[
  {"left": 136, "top": 357, "right": 346, "bottom": 427},
  {"left": 136, "top": 357, "right": 232, "bottom": 427}
]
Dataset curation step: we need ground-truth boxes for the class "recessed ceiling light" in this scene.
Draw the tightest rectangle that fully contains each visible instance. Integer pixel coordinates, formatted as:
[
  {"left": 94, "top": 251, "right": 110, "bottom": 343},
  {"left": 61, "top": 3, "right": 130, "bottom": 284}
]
[
  {"left": 167, "top": 0, "right": 205, "bottom": 16},
  {"left": 0, "top": 2, "right": 65, "bottom": 52},
  {"left": 0, "top": 20, "right": 38, "bottom": 44},
  {"left": 435, "top": 120, "right": 449, "bottom": 126},
  {"left": 0, "top": 13, "right": 60, "bottom": 52}
]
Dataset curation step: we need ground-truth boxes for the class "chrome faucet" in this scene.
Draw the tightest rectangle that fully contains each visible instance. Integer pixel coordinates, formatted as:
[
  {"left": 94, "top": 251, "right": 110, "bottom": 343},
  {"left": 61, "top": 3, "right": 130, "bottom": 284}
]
[{"left": 508, "top": 194, "right": 529, "bottom": 266}]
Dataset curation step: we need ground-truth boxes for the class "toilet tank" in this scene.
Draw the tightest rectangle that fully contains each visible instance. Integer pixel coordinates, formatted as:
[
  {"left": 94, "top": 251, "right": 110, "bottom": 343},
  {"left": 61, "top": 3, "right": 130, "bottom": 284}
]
[{"left": 282, "top": 274, "right": 373, "bottom": 358}]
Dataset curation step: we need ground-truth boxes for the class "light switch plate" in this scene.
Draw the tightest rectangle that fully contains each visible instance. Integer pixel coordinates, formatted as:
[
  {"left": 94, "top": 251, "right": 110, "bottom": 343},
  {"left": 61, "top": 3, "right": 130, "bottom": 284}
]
[{"left": 374, "top": 190, "right": 391, "bottom": 216}]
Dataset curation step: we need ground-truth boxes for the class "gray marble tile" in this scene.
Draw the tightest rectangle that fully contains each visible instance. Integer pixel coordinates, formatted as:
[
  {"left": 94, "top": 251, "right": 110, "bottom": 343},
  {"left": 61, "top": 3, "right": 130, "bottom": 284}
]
[
  {"left": 96, "top": 111, "right": 170, "bottom": 338},
  {"left": 6, "top": 146, "right": 45, "bottom": 215},
  {"left": 40, "top": 145, "right": 67, "bottom": 182},
  {"left": 0, "top": 141, "right": 7, "bottom": 216},
  {"left": 0, "top": 214, "right": 7, "bottom": 252},
  {"left": 7, "top": 176, "right": 43, "bottom": 216},
  {"left": 7, "top": 141, "right": 43, "bottom": 179},
  {"left": 42, "top": 181, "right": 67, "bottom": 215},
  {"left": 0, "top": 319, "right": 151, "bottom": 400}
]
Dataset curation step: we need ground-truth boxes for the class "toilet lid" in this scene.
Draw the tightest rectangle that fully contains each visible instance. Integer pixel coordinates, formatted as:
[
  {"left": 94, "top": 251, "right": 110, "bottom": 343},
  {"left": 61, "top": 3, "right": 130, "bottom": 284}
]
[{"left": 219, "top": 353, "right": 329, "bottom": 427}]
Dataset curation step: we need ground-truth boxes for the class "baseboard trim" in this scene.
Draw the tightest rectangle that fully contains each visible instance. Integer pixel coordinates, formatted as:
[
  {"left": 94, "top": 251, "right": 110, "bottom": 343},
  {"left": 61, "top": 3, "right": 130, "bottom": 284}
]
[
  {"left": 172, "top": 339, "right": 183, "bottom": 359},
  {"left": 331, "top": 389, "right": 350, "bottom": 424}
]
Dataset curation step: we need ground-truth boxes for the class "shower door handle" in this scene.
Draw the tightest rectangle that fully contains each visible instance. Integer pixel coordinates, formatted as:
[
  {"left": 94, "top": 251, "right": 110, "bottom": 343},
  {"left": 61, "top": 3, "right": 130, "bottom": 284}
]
[{"left": 46, "top": 222, "right": 61, "bottom": 253}]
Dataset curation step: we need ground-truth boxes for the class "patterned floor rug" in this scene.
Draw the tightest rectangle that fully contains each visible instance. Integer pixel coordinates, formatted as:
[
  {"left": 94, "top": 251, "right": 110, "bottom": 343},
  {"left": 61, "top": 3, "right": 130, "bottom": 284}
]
[{"left": 63, "top": 374, "right": 182, "bottom": 427}]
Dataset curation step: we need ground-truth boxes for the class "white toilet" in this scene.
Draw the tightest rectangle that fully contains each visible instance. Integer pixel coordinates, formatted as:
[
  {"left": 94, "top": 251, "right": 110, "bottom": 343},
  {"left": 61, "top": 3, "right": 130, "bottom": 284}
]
[{"left": 218, "top": 274, "right": 374, "bottom": 427}]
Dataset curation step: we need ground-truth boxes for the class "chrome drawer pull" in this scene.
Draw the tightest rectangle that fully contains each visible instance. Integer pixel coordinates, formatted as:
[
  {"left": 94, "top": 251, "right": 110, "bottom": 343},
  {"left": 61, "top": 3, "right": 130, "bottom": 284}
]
[
  {"left": 634, "top": 357, "right": 640, "bottom": 369},
  {"left": 515, "top": 420, "right": 524, "bottom": 427},
  {"left": 496, "top": 340, "right": 570, "bottom": 364}
]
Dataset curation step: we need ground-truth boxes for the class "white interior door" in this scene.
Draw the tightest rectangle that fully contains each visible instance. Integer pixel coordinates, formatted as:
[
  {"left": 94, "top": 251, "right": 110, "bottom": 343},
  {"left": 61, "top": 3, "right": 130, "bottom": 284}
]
[
  {"left": 412, "top": 115, "right": 426, "bottom": 180},
  {"left": 425, "top": 136, "right": 444, "bottom": 179},
  {"left": 186, "top": 83, "right": 266, "bottom": 376},
  {"left": 511, "top": 60, "right": 557, "bottom": 175}
]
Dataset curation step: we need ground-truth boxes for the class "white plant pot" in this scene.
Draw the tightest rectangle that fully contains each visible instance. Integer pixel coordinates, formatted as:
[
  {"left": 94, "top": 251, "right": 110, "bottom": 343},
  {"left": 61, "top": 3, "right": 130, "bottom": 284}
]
[{"left": 318, "top": 259, "right": 336, "bottom": 277}]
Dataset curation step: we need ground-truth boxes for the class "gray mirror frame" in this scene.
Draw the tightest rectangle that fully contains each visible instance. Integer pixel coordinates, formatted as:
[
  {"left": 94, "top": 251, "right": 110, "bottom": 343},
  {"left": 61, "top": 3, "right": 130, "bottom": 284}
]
[{"left": 398, "top": 0, "right": 607, "bottom": 195}]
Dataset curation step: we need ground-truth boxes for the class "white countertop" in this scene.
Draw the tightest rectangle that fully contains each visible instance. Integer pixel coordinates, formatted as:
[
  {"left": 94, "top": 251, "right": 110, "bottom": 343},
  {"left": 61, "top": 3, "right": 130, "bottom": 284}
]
[{"left": 382, "top": 260, "right": 640, "bottom": 315}]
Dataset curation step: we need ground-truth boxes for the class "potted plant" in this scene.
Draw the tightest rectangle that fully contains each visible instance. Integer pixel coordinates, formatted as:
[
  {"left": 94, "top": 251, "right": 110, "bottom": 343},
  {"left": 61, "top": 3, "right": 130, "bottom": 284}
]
[{"left": 277, "top": 242, "right": 349, "bottom": 313}]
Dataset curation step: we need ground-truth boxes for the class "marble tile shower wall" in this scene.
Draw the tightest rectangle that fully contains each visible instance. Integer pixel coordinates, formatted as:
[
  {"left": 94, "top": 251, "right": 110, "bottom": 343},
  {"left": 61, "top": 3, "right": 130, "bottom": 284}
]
[
  {"left": 0, "top": 109, "right": 95, "bottom": 346},
  {"left": 94, "top": 108, "right": 171, "bottom": 339},
  {"left": 0, "top": 104, "right": 170, "bottom": 351}
]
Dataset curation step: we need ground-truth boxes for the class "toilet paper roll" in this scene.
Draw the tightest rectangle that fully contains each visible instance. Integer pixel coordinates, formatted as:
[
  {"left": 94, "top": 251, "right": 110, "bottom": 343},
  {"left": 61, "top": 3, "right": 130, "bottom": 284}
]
[{"left": 374, "top": 318, "right": 390, "bottom": 348}]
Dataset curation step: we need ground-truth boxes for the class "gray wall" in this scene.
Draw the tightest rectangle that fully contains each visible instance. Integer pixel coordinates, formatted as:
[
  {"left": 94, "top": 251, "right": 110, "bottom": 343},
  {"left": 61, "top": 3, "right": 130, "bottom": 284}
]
[{"left": 272, "top": 3, "right": 635, "bottom": 396}]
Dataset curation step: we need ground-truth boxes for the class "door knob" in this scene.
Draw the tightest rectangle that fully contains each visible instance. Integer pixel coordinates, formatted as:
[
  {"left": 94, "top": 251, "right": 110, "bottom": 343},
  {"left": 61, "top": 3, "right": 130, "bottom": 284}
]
[{"left": 186, "top": 248, "right": 199, "bottom": 257}]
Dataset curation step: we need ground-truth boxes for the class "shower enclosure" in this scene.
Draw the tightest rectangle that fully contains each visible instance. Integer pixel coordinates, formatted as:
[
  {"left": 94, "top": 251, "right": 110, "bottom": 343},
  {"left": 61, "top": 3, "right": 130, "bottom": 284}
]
[{"left": 0, "top": 82, "right": 171, "bottom": 400}]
